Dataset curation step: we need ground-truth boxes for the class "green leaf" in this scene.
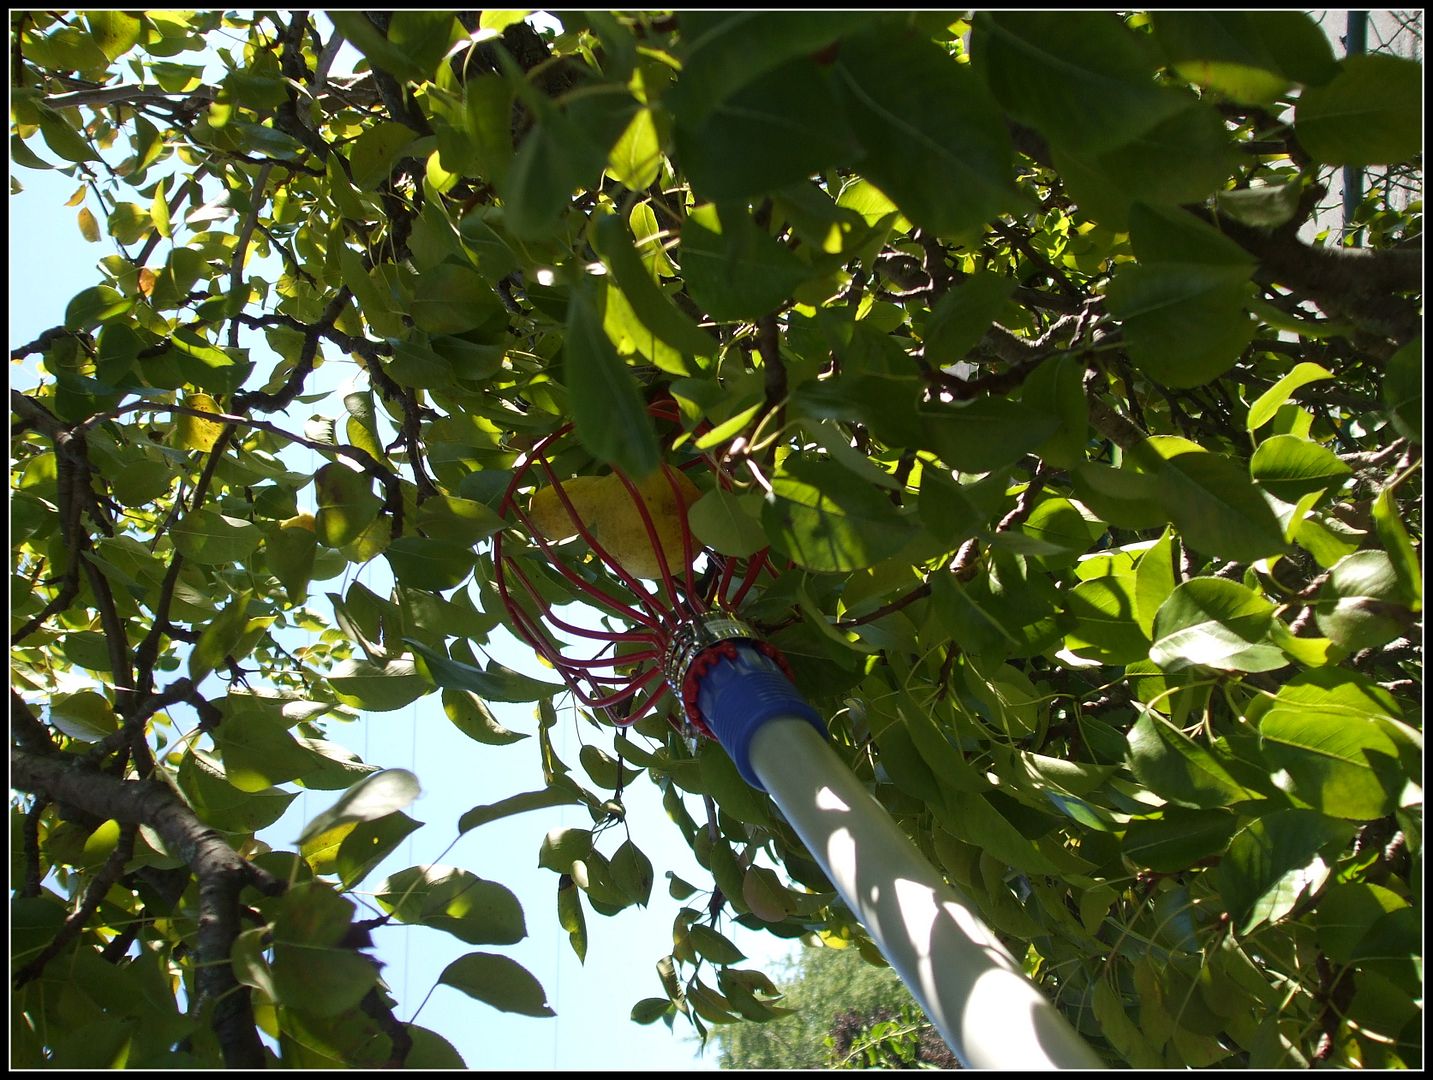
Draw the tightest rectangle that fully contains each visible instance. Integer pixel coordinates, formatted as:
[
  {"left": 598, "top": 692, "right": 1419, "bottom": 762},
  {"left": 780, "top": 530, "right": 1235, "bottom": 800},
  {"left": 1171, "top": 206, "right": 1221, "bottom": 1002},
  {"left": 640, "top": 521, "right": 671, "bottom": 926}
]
[
  {"left": 1053, "top": 103, "right": 1241, "bottom": 230},
  {"left": 458, "top": 785, "right": 586, "bottom": 835},
  {"left": 403, "top": 1026, "right": 467, "bottom": 1069},
  {"left": 674, "top": 56, "right": 859, "bottom": 202},
  {"left": 630, "top": 997, "right": 673, "bottom": 1025},
  {"left": 669, "top": 12, "right": 884, "bottom": 124},
  {"left": 564, "top": 281, "right": 661, "bottom": 477},
  {"left": 327, "top": 657, "right": 430, "bottom": 712},
  {"left": 1019, "top": 352, "right": 1090, "bottom": 468},
  {"left": 1129, "top": 200, "right": 1257, "bottom": 268},
  {"left": 538, "top": 827, "right": 593, "bottom": 873},
  {"left": 610, "top": 838, "right": 655, "bottom": 907},
  {"left": 1127, "top": 710, "right": 1260, "bottom": 809},
  {"left": 929, "top": 571, "right": 1019, "bottom": 655},
  {"left": 1140, "top": 439, "right": 1287, "bottom": 564},
  {"left": 346, "top": 120, "right": 421, "bottom": 192},
  {"left": 408, "top": 263, "right": 502, "bottom": 336},
  {"left": 578, "top": 742, "right": 638, "bottom": 791},
  {"left": 1151, "top": 12, "right": 1336, "bottom": 106},
  {"left": 64, "top": 285, "right": 133, "bottom": 330},
  {"left": 741, "top": 865, "right": 791, "bottom": 924},
  {"left": 1315, "top": 551, "right": 1412, "bottom": 652},
  {"left": 920, "top": 271, "right": 1015, "bottom": 366},
  {"left": 1373, "top": 485, "right": 1422, "bottom": 613},
  {"left": 84, "top": 10, "right": 144, "bottom": 61},
  {"left": 439, "top": 953, "right": 555, "bottom": 1016},
  {"left": 384, "top": 536, "right": 475, "bottom": 592},
  {"left": 37, "top": 106, "right": 97, "bottom": 163},
  {"left": 687, "top": 924, "right": 746, "bottom": 965},
  {"left": 1250, "top": 434, "right": 1352, "bottom": 503},
  {"left": 1247, "top": 362, "right": 1334, "bottom": 432},
  {"left": 171, "top": 510, "right": 263, "bottom": 565},
  {"left": 629, "top": 201, "right": 676, "bottom": 280},
  {"left": 1259, "top": 702, "right": 1402, "bottom": 821},
  {"left": 1063, "top": 574, "right": 1150, "bottom": 665},
  {"left": 1150, "top": 578, "right": 1287, "bottom": 673},
  {"left": 591, "top": 214, "right": 714, "bottom": 358},
  {"left": 1134, "top": 529, "right": 1177, "bottom": 639},
  {"left": 213, "top": 694, "right": 320, "bottom": 792},
  {"left": 1295, "top": 54, "right": 1424, "bottom": 167},
  {"left": 328, "top": 12, "right": 459, "bottom": 86},
  {"left": 920, "top": 397, "right": 1059, "bottom": 474},
  {"left": 1122, "top": 807, "right": 1239, "bottom": 872},
  {"left": 1016, "top": 496, "right": 1106, "bottom": 563},
  {"left": 1070, "top": 462, "right": 1168, "bottom": 531},
  {"left": 376, "top": 865, "right": 526, "bottom": 945},
  {"left": 298, "top": 768, "right": 422, "bottom": 846},
  {"left": 606, "top": 106, "right": 662, "bottom": 191},
  {"left": 941, "top": 790, "right": 1059, "bottom": 875},
  {"left": 679, "top": 202, "right": 814, "bottom": 322},
  {"left": 189, "top": 589, "right": 253, "bottom": 682},
  {"left": 1314, "top": 882, "right": 1411, "bottom": 964},
  {"left": 47, "top": 690, "right": 120, "bottom": 743},
  {"left": 314, "top": 463, "right": 383, "bottom": 548},
  {"left": 761, "top": 455, "right": 916, "bottom": 572},
  {"left": 1382, "top": 338, "right": 1421, "bottom": 444},
  {"left": 439, "top": 687, "right": 523, "bottom": 746},
  {"left": 178, "top": 749, "right": 299, "bottom": 834},
  {"left": 688, "top": 486, "right": 767, "bottom": 557},
  {"left": 833, "top": 28, "right": 1018, "bottom": 236},
  {"left": 406, "top": 638, "right": 563, "bottom": 701},
  {"left": 1219, "top": 810, "right": 1353, "bottom": 933},
  {"left": 500, "top": 92, "right": 637, "bottom": 240},
  {"left": 269, "top": 883, "right": 378, "bottom": 1016},
  {"left": 335, "top": 810, "right": 423, "bottom": 889},
  {"left": 457, "top": 74, "right": 515, "bottom": 184},
  {"left": 1107, "top": 261, "right": 1255, "bottom": 388},
  {"left": 973, "top": 12, "right": 1188, "bottom": 153},
  {"left": 1216, "top": 176, "right": 1304, "bottom": 229},
  {"left": 558, "top": 873, "right": 588, "bottom": 962}
]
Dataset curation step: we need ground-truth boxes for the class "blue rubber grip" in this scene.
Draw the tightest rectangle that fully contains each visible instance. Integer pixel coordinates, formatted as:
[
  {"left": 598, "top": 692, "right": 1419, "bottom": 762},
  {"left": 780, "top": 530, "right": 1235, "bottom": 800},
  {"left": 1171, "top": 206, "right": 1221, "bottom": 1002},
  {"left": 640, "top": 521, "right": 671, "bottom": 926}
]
[{"left": 692, "top": 642, "right": 826, "bottom": 791}]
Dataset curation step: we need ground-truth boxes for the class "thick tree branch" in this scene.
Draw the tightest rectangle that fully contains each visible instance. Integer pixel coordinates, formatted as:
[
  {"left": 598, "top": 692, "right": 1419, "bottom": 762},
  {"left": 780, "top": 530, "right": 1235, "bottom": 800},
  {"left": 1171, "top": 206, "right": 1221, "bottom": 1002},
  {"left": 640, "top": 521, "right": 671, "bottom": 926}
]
[
  {"left": 1192, "top": 208, "right": 1422, "bottom": 342},
  {"left": 10, "top": 747, "right": 284, "bottom": 1068},
  {"left": 11, "top": 689, "right": 57, "bottom": 756}
]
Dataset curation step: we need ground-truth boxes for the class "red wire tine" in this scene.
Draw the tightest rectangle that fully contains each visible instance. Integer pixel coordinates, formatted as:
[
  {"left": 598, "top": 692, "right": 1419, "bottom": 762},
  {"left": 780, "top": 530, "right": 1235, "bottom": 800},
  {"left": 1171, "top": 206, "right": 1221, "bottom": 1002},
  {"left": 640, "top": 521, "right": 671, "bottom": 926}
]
[
  {"left": 606, "top": 467, "right": 696, "bottom": 622},
  {"left": 527, "top": 453, "right": 688, "bottom": 630},
  {"left": 728, "top": 547, "right": 773, "bottom": 610},
  {"left": 494, "top": 400, "right": 787, "bottom": 729},
  {"left": 507, "top": 477, "right": 666, "bottom": 632}
]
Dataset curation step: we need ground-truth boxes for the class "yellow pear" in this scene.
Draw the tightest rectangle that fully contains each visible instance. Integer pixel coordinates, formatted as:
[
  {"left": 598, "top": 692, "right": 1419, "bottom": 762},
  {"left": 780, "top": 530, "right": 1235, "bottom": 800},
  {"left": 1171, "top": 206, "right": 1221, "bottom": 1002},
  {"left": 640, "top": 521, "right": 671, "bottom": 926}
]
[{"left": 526, "top": 467, "right": 701, "bottom": 579}]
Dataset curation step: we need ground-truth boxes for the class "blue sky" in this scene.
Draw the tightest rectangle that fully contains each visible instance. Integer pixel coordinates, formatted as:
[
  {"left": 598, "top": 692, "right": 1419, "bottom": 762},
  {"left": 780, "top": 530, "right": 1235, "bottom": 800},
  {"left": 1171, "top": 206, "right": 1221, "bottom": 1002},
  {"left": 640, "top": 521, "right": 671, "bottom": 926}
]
[{"left": 9, "top": 15, "right": 807, "bottom": 1069}]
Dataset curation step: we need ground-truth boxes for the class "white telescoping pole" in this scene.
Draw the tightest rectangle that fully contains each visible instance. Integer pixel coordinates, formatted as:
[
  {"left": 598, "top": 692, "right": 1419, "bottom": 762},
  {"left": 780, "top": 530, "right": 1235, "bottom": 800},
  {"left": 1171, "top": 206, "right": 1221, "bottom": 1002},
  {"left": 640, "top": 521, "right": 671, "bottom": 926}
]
[{"left": 747, "top": 716, "right": 1104, "bottom": 1070}]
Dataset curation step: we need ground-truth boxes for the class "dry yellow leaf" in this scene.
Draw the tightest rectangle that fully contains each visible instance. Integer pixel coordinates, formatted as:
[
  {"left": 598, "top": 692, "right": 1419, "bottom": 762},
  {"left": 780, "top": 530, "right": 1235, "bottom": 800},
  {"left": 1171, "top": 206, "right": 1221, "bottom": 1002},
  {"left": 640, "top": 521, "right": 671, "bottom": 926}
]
[
  {"left": 77, "top": 206, "right": 100, "bottom": 243},
  {"left": 175, "top": 393, "right": 226, "bottom": 451},
  {"left": 64, "top": 184, "right": 87, "bottom": 207},
  {"left": 137, "top": 268, "right": 157, "bottom": 296},
  {"left": 527, "top": 467, "right": 701, "bottom": 579}
]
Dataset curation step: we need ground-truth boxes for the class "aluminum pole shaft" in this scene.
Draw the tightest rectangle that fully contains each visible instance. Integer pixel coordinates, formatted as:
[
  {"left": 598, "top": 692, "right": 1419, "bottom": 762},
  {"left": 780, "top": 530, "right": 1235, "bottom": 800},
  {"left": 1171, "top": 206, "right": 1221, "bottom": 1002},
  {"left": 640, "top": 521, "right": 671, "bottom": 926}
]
[{"left": 748, "top": 716, "right": 1104, "bottom": 1070}]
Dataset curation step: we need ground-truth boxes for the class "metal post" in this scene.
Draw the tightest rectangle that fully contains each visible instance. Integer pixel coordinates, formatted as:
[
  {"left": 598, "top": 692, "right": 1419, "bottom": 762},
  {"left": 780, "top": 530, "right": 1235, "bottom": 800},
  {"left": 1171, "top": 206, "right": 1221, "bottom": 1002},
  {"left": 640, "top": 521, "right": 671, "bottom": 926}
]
[
  {"left": 1343, "top": 11, "right": 1370, "bottom": 246},
  {"left": 748, "top": 716, "right": 1105, "bottom": 1070}
]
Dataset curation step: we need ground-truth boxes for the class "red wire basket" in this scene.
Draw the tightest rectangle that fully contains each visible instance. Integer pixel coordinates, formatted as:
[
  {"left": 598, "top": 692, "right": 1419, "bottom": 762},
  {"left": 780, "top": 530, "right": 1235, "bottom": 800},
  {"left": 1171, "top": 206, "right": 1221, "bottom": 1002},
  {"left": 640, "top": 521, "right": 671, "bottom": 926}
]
[{"left": 493, "top": 402, "right": 779, "bottom": 736}]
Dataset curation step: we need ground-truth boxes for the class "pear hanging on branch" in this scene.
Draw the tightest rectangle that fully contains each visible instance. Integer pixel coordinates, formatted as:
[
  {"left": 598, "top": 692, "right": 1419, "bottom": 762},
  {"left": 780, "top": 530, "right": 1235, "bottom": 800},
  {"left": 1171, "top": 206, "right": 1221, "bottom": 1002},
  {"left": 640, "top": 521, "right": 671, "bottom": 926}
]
[{"left": 527, "top": 466, "right": 702, "bottom": 579}]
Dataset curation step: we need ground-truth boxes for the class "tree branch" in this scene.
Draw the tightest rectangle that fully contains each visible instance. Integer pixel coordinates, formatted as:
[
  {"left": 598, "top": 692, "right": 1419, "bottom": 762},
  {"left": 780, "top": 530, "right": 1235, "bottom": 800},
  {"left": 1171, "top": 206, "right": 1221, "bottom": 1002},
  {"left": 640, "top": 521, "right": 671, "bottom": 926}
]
[
  {"left": 10, "top": 747, "right": 285, "bottom": 1068},
  {"left": 14, "top": 823, "right": 137, "bottom": 986},
  {"left": 1193, "top": 207, "right": 1422, "bottom": 342}
]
